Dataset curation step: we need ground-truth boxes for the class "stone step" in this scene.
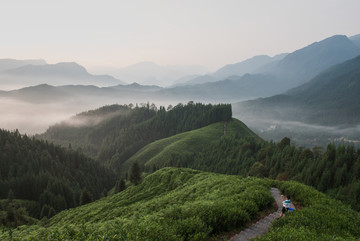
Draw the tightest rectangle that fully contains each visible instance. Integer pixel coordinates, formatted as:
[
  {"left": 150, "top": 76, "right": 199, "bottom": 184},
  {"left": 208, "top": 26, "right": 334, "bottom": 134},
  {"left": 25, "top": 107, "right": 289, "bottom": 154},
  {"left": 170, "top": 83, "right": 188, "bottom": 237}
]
[{"left": 228, "top": 187, "right": 296, "bottom": 241}]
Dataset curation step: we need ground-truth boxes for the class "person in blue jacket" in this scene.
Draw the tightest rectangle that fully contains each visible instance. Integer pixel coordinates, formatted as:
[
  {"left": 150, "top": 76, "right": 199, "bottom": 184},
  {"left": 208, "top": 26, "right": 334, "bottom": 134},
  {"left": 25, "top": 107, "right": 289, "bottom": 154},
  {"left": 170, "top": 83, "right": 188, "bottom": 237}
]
[{"left": 279, "top": 194, "right": 291, "bottom": 218}]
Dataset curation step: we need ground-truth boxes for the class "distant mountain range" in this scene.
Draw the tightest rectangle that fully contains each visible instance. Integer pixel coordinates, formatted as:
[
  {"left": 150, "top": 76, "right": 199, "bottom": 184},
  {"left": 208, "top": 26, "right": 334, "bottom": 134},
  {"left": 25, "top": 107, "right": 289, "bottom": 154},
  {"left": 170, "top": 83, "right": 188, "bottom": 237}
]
[
  {"left": 172, "top": 34, "right": 360, "bottom": 96},
  {"left": 2, "top": 34, "right": 360, "bottom": 105},
  {"left": 262, "top": 34, "right": 360, "bottom": 89},
  {"left": 0, "top": 58, "right": 47, "bottom": 71},
  {"left": 0, "top": 61, "right": 126, "bottom": 90},
  {"left": 0, "top": 74, "right": 281, "bottom": 104},
  {"left": 1, "top": 34, "right": 359, "bottom": 95},
  {"left": 160, "top": 74, "right": 281, "bottom": 102},
  {"left": 211, "top": 54, "right": 287, "bottom": 80},
  {"left": 233, "top": 54, "right": 360, "bottom": 126},
  {"left": 92, "top": 61, "right": 209, "bottom": 87}
]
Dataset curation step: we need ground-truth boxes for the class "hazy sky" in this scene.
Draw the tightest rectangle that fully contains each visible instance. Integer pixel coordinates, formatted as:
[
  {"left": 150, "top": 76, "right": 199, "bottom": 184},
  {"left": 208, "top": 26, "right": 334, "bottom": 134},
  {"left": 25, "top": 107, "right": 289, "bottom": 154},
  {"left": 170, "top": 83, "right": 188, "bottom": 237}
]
[{"left": 1, "top": 0, "right": 359, "bottom": 71}]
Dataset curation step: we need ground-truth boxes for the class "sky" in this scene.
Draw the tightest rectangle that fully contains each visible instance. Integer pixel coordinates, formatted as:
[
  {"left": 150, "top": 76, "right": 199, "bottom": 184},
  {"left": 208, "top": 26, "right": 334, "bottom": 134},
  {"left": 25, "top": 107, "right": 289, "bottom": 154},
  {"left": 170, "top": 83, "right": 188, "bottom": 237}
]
[{"left": 1, "top": 0, "right": 359, "bottom": 71}]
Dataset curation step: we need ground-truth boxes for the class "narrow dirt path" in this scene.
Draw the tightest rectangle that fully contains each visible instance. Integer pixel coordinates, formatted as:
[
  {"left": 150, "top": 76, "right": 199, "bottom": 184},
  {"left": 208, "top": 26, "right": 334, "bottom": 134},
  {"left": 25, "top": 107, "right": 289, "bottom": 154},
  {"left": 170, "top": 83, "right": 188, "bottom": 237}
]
[{"left": 229, "top": 188, "right": 295, "bottom": 241}]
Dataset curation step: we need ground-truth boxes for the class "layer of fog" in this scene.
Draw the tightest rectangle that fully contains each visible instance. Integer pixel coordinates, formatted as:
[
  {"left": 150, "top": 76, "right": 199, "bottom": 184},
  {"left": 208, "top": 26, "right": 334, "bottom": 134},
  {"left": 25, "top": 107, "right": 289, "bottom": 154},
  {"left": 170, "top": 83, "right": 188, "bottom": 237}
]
[
  {"left": 233, "top": 112, "right": 360, "bottom": 147},
  {"left": 0, "top": 97, "right": 180, "bottom": 135}
]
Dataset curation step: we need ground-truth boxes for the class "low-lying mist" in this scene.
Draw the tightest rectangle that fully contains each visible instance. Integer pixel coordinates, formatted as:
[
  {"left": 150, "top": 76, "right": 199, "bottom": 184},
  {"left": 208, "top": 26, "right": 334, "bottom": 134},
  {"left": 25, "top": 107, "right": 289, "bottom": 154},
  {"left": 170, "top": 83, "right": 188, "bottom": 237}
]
[
  {"left": 2, "top": 92, "right": 359, "bottom": 149},
  {"left": 233, "top": 111, "right": 360, "bottom": 147},
  {"left": 0, "top": 97, "right": 179, "bottom": 135},
  {"left": 0, "top": 98, "right": 75, "bottom": 134}
]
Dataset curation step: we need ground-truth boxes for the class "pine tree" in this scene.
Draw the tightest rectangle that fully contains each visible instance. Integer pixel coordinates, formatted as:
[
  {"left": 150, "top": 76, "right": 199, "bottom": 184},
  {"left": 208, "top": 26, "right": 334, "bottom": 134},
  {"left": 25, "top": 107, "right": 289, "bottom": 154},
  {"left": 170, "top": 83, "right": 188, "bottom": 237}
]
[
  {"left": 79, "top": 189, "right": 93, "bottom": 205},
  {"left": 115, "top": 179, "right": 126, "bottom": 193},
  {"left": 40, "top": 204, "right": 51, "bottom": 219},
  {"left": 48, "top": 207, "right": 56, "bottom": 218},
  {"left": 7, "top": 189, "right": 15, "bottom": 204},
  {"left": 152, "top": 164, "right": 157, "bottom": 173},
  {"left": 129, "top": 162, "right": 142, "bottom": 185}
]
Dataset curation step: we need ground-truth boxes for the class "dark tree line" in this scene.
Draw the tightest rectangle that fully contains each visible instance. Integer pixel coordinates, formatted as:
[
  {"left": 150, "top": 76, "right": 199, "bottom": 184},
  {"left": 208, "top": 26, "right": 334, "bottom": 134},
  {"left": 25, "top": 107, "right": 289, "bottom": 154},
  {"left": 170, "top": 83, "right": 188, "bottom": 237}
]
[{"left": 0, "top": 129, "right": 116, "bottom": 221}]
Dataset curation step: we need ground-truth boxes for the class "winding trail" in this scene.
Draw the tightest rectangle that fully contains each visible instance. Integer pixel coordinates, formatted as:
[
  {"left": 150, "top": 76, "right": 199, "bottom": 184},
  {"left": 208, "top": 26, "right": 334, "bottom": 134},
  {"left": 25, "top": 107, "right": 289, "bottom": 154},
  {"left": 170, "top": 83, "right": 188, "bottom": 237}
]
[{"left": 229, "top": 188, "right": 295, "bottom": 241}]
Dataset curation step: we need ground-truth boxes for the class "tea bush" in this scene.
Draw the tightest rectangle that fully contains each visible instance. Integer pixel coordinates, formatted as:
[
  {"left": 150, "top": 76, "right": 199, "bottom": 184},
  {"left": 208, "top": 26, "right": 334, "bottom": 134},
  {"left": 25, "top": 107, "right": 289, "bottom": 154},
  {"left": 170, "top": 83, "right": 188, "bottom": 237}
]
[{"left": 1, "top": 168, "right": 273, "bottom": 241}]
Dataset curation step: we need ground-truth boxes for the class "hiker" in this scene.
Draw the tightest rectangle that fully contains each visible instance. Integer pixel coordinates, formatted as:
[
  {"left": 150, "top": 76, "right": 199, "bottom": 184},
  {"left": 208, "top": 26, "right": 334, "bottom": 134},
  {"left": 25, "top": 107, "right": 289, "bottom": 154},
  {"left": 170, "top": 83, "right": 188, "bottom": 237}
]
[{"left": 279, "top": 194, "right": 291, "bottom": 218}]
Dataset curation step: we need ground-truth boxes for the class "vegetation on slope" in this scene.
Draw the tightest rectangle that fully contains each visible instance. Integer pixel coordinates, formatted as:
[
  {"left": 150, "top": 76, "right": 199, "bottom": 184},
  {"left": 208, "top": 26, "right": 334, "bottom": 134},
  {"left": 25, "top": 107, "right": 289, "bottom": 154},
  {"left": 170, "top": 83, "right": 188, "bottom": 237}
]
[
  {"left": 0, "top": 129, "right": 116, "bottom": 222},
  {"left": 2, "top": 168, "right": 359, "bottom": 241},
  {"left": 1, "top": 168, "right": 274, "bottom": 240},
  {"left": 257, "top": 140, "right": 360, "bottom": 211},
  {"left": 258, "top": 180, "right": 360, "bottom": 240},
  {"left": 125, "top": 118, "right": 261, "bottom": 175}
]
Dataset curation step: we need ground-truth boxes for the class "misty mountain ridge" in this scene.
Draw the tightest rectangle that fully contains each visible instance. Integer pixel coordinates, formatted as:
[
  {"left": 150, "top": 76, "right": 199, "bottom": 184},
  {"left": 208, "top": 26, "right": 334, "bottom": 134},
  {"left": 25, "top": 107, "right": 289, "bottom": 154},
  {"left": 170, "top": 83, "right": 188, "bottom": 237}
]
[
  {"left": 172, "top": 34, "right": 360, "bottom": 95},
  {"left": 0, "top": 62, "right": 126, "bottom": 90},
  {"left": 233, "top": 54, "right": 360, "bottom": 126},
  {"left": 112, "top": 82, "right": 162, "bottom": 91},
  {"left": 160, "top": 73, "right": 282, "bottom": 102},
  {"left": 0, "top": 72, "right": 280, "bottom": 104},
  {"left": 93, "top": 61, "right": 209, "bottom": 87},
  {"left": 211, "top": 54, "right": 287, "bottom": 80},
  {"left": 3, "top": 35, "right": 360, "bottom": 105},
  {"left": 262, "top": 34, "right": 360, "bottom": 89},
  {"left": 175, "top": 74, "right": 218, "bottom": 86},
  {"left": 1, "top": 34, "right": 359, "bottom": 94},
  {"left": 0, "top": 58, "right": 47, "bottom": 72},
  {"left": 176, "top": 54, "right": 287, "bottom": 87},
  {"left": 350, "top": 33, "right": 360, "bottom": 48},
  {"left": 0, "top": 81, "right": 165, "bottom": 105}
]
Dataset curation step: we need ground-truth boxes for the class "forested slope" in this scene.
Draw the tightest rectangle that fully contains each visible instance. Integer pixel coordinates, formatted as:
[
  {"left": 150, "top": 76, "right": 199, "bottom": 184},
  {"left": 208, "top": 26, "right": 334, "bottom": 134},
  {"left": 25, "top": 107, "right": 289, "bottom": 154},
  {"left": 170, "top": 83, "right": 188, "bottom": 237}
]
[{"left": 0, "top": 129, "right": 116, "bottom": 222}]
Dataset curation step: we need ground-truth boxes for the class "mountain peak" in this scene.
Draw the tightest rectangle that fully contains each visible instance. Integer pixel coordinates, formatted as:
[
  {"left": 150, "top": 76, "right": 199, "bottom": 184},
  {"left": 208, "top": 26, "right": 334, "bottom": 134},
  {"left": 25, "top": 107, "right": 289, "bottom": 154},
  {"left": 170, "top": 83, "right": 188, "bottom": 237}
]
[
  {"left": 212, "top": 55, "right": 279, "bottom": 79},
  {"left": 349, "top": 33, "right": 360, "bottom": 48},
  {"left": 0, "top": 58, "right": 47, "bottom": 72},
  {"left": 272, "top": 34, "right": 360, "bottom": 88},
  {"left": 53, "top": 62, "right": 89, "bottom": 74},
  {"left": 313, "top": 34, "right": 353, "bottom": 46}
]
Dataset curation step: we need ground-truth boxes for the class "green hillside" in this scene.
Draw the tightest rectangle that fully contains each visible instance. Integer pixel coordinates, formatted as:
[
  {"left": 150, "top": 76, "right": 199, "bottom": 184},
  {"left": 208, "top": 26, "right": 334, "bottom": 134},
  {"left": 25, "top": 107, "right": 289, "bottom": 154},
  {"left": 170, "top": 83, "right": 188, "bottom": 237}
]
[
  {"left": 2, "top": 168, "right": 360, "bottom": 241},
  {"left": 125, "top": 118, "right": 260, "bottom": 174},
  {"left": 2, "top": 168, "right": 274, "bottom": 240}
]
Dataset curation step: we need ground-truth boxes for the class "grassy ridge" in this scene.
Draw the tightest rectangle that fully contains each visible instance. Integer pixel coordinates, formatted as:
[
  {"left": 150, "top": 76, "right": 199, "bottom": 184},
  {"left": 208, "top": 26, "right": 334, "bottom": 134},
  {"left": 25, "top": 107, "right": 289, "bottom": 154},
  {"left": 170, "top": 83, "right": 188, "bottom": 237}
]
[
  {"left": 124, "top": 121, "right": 225, "bottom": 171},
  {"left": 125, "top": 118, "right": 259, "bottom": 173},
  {"left": 2, "top": 168, "right": 273, "bottom": 240}
]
